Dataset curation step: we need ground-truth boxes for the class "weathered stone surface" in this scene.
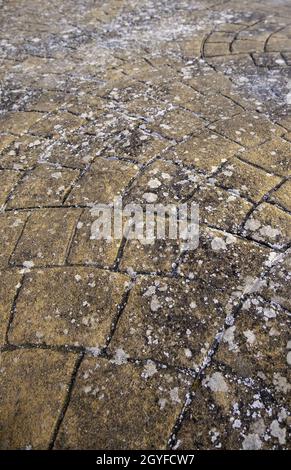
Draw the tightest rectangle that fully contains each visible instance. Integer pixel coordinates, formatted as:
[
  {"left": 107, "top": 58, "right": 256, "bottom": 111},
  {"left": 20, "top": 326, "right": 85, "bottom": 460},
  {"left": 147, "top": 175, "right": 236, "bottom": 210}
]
[
  {"left": 0, "top": 349, "right": 77, "bottom": 449},
  {"left": 216, "top": 295, "right": 291, "bottom": 395},
  {"left": 270, "top": 180, "right": 291, "bottom": 211},
  {"left": 150, "top": 109, "right": 205, "bottom": 140},
  {"left": 241, "top": 138, "right": 291, "bottom": 176},
  {"left": 125, "top": 159, "right": 203, "bottom": 206},
  {"left": 26, "top": 91, "right": 64, "bottom": 113},
  {"left": 161, "top": 82, "right": 240, "bottom": 120},
  {"left": 55, "top": 356, "right": 192, "bottom": 449},
  {"left": 232, "top": 39, "right": 265, "bottom": 53},
  {"left": 177, "top": 365, "right": 290, "bottom": 450},
  {"left": 204, "top": 42, "right": 231, "bottom": 57},
  {"left": 106, "top": 132, "right": 170, "bottom": 164},
  {"left": 252, "top": 52, "right": 287, "bottom": 68},
  {"left": 68, "top": 208, "right": 120, "bottom": 267},
  {"left": 66, "top": 157, "right": 139, "bottom": 206},
  {"left": 120, "top": 238, "right": 181, "bottom": 274},
  {"left": 0, "top": 170, "right": 21, "bottom": 206},
  {"left": 7, "top": 165, "right": 79, "bottom": 209},
  {"left": 0, "top": 136, "right": 48, "bottom": 171},
  {"left": 10, "top": 208, "right": 81, "bottom": 266},
  {"left": 166, "top": 130, "right": 241, "bottom": 173},
  {"left": 0, "top": 135, "right": 15, "bottom": 154},
  {"left": 0, "top": 212, "right": 28, "bottom": 269},
  {"left": 28, "top": 112, "right": 85, "bottom": 138},
  {"left": 243, "top": 202, "right": 291, "bottom": 249},
  {"left": 258, "top": 249, "right": 291, "bottom": 311},
  {"left": 215, "top": 158, "right": 282, "bottom": 202},
  {"left": 45, "top": 135, "right": 100, "bottom": 169},
  {"left": 0, "top": 112, "right": 43, "bottom": 135},
  {"left": 109, "top": 276, "right": 228, "bottom": 368},
  {"left": 9, "top": 267, "right": 129, "bottom": 348},
  {"left": 190, "top": 183, "right": 253, "bottom": 232},
  {"left": 0, "top": 270, "right": 22, "bottom": 345},
  {"left": 179, "top": 227, "right": 272, "bottom": 297},
  {"left": 211, "top": 113, "right": 282, "bottom": 147}
]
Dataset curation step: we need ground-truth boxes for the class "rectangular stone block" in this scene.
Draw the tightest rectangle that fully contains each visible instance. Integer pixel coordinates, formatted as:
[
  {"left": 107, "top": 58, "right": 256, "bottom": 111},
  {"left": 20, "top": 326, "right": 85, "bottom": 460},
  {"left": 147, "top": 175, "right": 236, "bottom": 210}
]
[
  {"left": 55, "top": 356, "right": 192, "bottom": 449},
  {"left": 10, "top": 208, "right": 81, "bottom": 266},
  {"left": 9, "top": 267, "right": 129, "bottom": 348}
]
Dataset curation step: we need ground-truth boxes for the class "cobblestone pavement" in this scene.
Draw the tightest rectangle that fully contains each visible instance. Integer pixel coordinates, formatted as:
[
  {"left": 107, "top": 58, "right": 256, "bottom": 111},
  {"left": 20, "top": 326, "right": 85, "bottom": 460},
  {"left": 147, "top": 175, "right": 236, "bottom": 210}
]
[{"left": 0, "top": 0, "right": 290, "bottom": 450}]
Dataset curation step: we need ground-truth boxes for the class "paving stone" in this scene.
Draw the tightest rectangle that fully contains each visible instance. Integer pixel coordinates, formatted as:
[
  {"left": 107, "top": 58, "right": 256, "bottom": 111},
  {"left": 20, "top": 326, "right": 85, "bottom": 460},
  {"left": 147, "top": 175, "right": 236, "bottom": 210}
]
[
  {"left": 0, "top": 136, "right": 49, "bottom": 170},
  {"left": 82, "top": 111, "right": 143, "bottom": 138},
  {"left": 252, "top": 52, "right": 287, "bottom": 68},
  {"left": 55, "top": 356, "right": 192, "bottom": 449},
  {"left": 238, "top": 27, "right": 276, "bottom": 42},
  {"left": 282, "top": 52, "right": 291, "bottom": 65},
  {"left": 46, "top": 134, "right": 103, "bottom": 169},
  {"left": 0, "top": 349, "right": 77, "bottom": 449},
  {"left": 214, "top": 23, "right": 244, "bottom": 33},
  {"left": 28, "top": 112, "right": 85, "bottom": 138},
  {"left": 125, "top": 159, "right": 203, "bottom": 206},
  {"left": 165, "top": 130, "right": 241, "bottom": 173},
  {"left": 0, "top": 212, "right": 28, "bottom": 269},
  {"left": 204, "top": 42, "right": 231, "bottom": 57},
  {"left": 26, "top": 91, "right": 65, "bottom": 113},
  {"left": 68, "top": 208, "right": 120, "bottom": 267},
  {"left": 106, "top": 132, "right": 170, "bottom": 164},
  {"left": 10, "top": 208, "right": 81, "bottom": 266},
  {"left": 214, "top": 158, "right": 282, "bottom": 202},
  {"left": 0, "top": 135, "right": 14, "bottom": 153},
  {"left": 63, "top": 94, "right": 107, "bottom": 118},
  {"left": 244, "top": 202, "right": 291, "bottom": 249},
  {"left": 208, "top": 54, "right": 257, "bottom": 76},
  {"left": 178, "top": 37, "right": 202, "bottom": 59},
  {"left": 258, "top": 249, "right": 291, "bottom": 311},
  {"left": 9, "top": 267, "right": 129, "bottom": 348},
  {"left": 0, "top": 170, "right": 21, "bottom": 206},
  {"left": 109, "top": 276, "right": 228, "bottom": 369},
  {"left": 0, "top": 112, "right": 43, "bottom": 135},
  {"left": 159, "top": 82, "right": 240, "bottom": 120},
  {"left": 216, "top": 295, "right": 291, "bottom": 394},
  {"left": 150, "top": 108, "right": 205, "bottom": 140},
  {"left": 276, "top": 115, "right": 291, "bottom": 131},
  {"left": 177, "top": 364, "right": 290, "bottom": 450},
  {"left": 179, "top": 227, "right": 272, "bottom": 298},
  {"left": 0, "top": 270, "right": 22, "bottom": 345},
  {"left": 66, "top": 157, "right": 139, "bottom": 206},
  {"left": 267, "top": 37, "right": 291, "bottom": 52},
  {"left": 120, "top": 237, "right": 181, "bottom": 274},
  {"left": 241, "top": 137, "right": 291, "bottom": 176},
  {"left": 232, "top": 39, "right": 265, "bottom": 53},
  {"left": 270, "top": 180, "right": 291, "bottom": 212},
  {"left": 123, "top": 96, "right": 168, "bottom": 120},
  {"left": 190, "top": 183, "right": 253, "bottom": 232},
  {"left": 208, "top": 32, "right": 235, "bottom": 42},
  {"left": 185, "top": 93, "right": 241, "bottom": 121},
  {"left": 186, "top": 71, "right": 233, "bottom": 96},
  {"left": 7, "top": 165, "right": 79, "bottom": 209},
  {"left": 210, "top": 113, "right": 282, "bottom": 147}
]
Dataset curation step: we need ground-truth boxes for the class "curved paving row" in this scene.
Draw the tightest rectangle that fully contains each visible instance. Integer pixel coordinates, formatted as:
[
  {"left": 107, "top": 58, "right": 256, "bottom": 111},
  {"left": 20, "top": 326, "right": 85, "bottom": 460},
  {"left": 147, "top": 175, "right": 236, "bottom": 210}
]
[{"left": 0, "top": 0, "right": 290, "bottom": 450}]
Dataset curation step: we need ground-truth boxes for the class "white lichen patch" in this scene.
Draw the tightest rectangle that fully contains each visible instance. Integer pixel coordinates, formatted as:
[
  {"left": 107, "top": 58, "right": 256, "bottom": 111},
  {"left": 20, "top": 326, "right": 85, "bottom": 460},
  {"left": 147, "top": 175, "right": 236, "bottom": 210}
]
[
  {"left": 203, "top": 372, "right": 229, "bottom": 392},
  {"left": 211, "top": 237, "right": 227, "bottom": 251},
  {"left": 141, "top": 360, "right": 158, "bottom": 378},
  {"left": 270, "top": 420, "right": 286, "bottom": 445},
  {"left": 242, "top": 433, "right": 262, "bottom": 450},
  {"left": 110, "top": 348, "right": 129, "bottom": 365}
]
